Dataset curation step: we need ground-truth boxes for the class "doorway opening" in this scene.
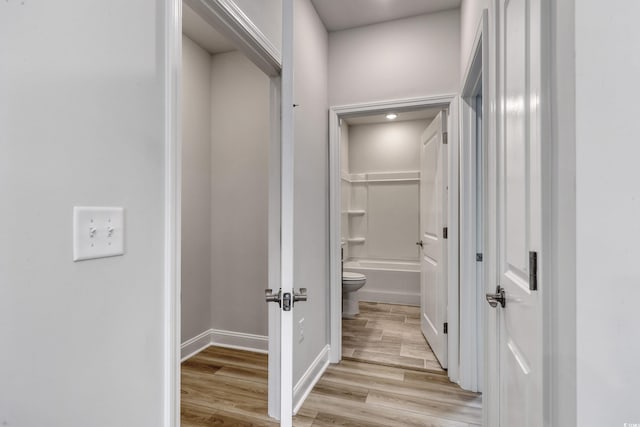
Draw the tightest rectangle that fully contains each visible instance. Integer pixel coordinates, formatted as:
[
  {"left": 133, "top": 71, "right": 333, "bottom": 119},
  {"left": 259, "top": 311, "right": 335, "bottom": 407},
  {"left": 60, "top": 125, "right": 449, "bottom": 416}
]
[
  {"left": 177, "top": 0, "right": 283, "bottom": 423},
  {"left": 337, "top": 107, "right": 447, "bottom": 373},
  {"left": 329, "top": 96, "right": 461, "bottom": 373}
]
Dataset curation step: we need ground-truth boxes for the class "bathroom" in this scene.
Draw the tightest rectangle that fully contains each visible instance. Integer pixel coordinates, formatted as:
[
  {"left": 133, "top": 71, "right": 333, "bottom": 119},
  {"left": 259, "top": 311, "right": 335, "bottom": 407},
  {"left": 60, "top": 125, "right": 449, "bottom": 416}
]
[{"left": 340, "top": 108, "right": 444, "bottom": 372}]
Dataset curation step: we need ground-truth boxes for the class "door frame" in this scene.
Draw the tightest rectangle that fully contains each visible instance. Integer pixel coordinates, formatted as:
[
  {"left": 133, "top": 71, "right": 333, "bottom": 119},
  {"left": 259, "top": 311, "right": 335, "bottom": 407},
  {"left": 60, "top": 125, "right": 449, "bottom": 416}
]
[
  {"left": 328, "top": 94, "right": 459, "bottom": 382},
  {"left": 164, "top": 0, "right": 284, "bottom": 425},
  {"left": 459, "top": 9, "right": 489, "bottom": 393}
]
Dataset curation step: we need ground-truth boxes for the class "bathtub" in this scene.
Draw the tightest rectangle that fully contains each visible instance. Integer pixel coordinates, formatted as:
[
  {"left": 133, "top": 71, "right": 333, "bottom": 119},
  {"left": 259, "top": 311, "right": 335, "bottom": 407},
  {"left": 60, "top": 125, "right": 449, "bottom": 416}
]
[{"left": 343, "top": 259, "right": 420, "bottom": 306}]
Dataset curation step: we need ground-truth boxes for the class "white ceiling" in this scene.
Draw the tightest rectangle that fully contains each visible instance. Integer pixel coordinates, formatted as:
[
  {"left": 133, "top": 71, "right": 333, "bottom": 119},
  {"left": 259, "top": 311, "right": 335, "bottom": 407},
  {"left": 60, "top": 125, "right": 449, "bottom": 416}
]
[
  {"left": 311, "top": 0, "right": 461, "bottom": 32},
  {"left": 343, "top": 107, "right": 442, "bottom": 125},
  {"left": 182, "top": 4, "right": 237, "bottom": 54}
]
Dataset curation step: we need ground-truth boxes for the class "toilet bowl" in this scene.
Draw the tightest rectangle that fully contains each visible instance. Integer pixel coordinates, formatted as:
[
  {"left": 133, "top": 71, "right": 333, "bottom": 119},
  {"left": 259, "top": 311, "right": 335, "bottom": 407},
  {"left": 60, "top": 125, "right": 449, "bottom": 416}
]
[{"left": 342, "top": 272, "right": 366, "bottom": 318}]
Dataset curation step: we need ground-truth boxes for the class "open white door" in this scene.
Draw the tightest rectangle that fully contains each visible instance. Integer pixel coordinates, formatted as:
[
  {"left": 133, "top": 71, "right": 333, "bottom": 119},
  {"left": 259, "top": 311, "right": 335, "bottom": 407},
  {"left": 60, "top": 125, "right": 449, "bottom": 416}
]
[
  {"left": 419, "top": 111, "right": 448, "bottom": 369},
  {"left": 278, "top": 0, "right": 294, "bottom": 425},
  {"left": 487, "top": 0, "right": 544, "bottom": 425}
]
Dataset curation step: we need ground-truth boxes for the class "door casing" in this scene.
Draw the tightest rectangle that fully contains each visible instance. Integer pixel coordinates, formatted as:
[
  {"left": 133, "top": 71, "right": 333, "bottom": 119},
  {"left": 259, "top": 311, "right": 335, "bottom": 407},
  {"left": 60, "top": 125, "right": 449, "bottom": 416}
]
[{"left": 459, "top": 9, "right": 489, "bottom": 393}]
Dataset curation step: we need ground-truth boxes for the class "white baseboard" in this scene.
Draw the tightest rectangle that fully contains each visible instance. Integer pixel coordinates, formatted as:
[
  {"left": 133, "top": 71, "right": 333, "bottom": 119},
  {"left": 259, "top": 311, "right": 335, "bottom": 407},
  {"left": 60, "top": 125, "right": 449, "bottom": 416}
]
[
  {"left": 210, "top": 329, "right": 268, "bottom": 354},
  {"left": 181, "top": 329, "right": 214, "bottom": 362},
  {"left": 293, "top": 344, "right": 330, "bottom": 414},
  {"left": 359, "top": 289, "right": 420, "bottom": 306},
  {"left": 181, "top": 328, "right": 268, "bottom": 361}
]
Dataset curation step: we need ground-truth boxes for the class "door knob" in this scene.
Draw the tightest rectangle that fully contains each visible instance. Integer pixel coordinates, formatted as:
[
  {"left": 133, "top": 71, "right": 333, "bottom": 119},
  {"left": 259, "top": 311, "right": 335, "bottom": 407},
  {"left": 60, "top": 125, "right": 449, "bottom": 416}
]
[
  {"left": 265, "top": 288, "right": 282, "bottom": 307},
  {"left": 486, "top": 286, "right": 506, "bottom": 308},
  {"left": 293, "top": 288, "right": 307, "bottom": 304},
  {"left": 416, "top": 240, "right": 424, "bottom": 248}
]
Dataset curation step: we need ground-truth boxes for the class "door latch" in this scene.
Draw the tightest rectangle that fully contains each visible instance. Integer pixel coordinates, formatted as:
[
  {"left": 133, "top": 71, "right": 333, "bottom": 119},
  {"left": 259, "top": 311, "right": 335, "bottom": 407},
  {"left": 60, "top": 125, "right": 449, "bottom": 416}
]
[
  {"left": 265, "top": 288, "right": 308, "bottom": 311},
  {"left": 486, "top": 286, "right": 506, "bottom": 308},
  {"left": 416, "top": 240, "right": 424, "bottom": 248}
]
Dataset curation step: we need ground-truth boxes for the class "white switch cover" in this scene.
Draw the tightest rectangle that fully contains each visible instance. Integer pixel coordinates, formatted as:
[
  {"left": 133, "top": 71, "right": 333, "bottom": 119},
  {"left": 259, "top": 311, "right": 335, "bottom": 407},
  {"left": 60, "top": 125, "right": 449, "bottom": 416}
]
[{"left": 73, "top": 206, "right": 124, "bottom": 261}]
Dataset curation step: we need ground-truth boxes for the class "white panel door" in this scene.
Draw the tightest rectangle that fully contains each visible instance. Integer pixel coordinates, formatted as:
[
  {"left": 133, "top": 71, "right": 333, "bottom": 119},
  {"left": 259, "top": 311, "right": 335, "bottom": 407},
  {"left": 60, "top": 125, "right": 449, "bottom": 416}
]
[
  {"left": 419, "top": 111, "right": 448, "bottom": 369},
  {"left": 493, "top": 0, "right": 543, "bottom": 425}
]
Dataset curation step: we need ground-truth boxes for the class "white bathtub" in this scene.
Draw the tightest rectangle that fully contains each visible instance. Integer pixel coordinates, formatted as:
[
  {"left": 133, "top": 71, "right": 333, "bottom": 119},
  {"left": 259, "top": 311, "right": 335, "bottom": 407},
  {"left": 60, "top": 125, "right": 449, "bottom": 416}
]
[{"left": 343, "top": 259, "right": 420, "bottom": 306}]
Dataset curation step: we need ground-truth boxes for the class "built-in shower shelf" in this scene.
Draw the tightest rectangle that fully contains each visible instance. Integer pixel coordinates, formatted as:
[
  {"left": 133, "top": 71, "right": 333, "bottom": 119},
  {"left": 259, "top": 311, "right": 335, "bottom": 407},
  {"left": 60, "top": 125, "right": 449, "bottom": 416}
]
[
  {"left": 347, "top": 210, "right": 366, "bottom": 216},
  {"left": 347, "top": 237, "right": 366, "bottom": 244}
]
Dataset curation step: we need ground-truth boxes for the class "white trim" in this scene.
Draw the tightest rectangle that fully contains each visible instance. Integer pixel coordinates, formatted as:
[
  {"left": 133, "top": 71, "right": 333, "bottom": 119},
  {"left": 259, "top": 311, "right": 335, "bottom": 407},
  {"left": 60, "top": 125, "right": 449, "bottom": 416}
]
[
  {"left": 279, "top": 0, "right": 294, "bottom": 424},
  {"left": 458, "top": 9, "right": 489, "bottom": 394},
  {"left": 359, "top": 290, "right": 420, "bottom": 306},
  {"left": 484, "top": 2, "right": 500, "bottom": 425},
  {"left": 211, "top": 329, "right": 269, "bottom": 353},
  {"left": 164, "top": 0, "right": 181, "bottom": 425},
  {"left": 446, "top": 99, "right": 460, "bottom": 383},
  {"left": 181, "top": 329, "right": 269, "bottom": 362},
  {"left": 181, "top": 329, "right": 214, "bottom": 362},
  {"left": 267, "top": 76, "right": 282, "bottom": 419},
  {"left": 329, "top": 95, "right": 457, "bottom": 366},
  {"left": 183, "top": 0, "right": 281, "bottom": 76},
  {"left": 292, "top": 345, "right": 330, "bottom": 415}
]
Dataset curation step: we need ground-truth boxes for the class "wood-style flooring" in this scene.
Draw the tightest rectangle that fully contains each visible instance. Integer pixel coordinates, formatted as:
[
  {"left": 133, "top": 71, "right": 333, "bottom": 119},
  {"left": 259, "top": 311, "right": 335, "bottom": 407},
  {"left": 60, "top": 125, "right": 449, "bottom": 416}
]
[
  {"left": 343, "top": 301, "right": 445, "bottom": 372},
  {"left": 181, "top": 346, "right": 482, "bottom": 426}
]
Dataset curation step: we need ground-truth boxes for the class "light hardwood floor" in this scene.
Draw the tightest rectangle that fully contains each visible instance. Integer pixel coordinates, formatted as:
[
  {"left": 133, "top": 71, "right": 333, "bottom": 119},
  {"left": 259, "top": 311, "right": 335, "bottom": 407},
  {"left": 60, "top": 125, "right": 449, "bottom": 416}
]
[
  {"left": 343, "top": 301, "right": 445, "bottom": 372},
  {"left": 181, "top": 346, "right": 482, "bottom": 426}
]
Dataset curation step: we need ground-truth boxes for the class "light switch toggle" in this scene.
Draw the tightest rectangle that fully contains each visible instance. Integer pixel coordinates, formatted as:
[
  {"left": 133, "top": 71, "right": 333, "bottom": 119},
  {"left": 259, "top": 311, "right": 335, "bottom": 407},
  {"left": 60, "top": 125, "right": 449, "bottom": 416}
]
[{"left": 73, "top": 207, "right": 125, "bottom": 261}]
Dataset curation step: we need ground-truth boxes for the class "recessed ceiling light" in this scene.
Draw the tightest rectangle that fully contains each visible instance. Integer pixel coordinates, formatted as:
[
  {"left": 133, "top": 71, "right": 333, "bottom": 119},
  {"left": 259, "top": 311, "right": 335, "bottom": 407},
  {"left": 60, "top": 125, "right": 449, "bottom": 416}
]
[{"left": 386, "top": 113, "right": 397, "bottom": 120}]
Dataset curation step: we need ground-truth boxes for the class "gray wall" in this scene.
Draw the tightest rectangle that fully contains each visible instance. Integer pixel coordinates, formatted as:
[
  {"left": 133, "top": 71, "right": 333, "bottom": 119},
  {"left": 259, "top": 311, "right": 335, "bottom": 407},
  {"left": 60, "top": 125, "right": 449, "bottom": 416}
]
[
  {"left": 0, "top": 1, "right": 167, "bottom": 425},
  {"left": 460, "top": 0, "right": 489, "bottom": 80},
  {"left": 181, "top": 35, "right": 213, "bottom": 342},
  {"left": 209, "top": 50, "right": 270, "bottom": 335},
  {"left": 328, "top": 9, "right": 461, "bottom": 106},
  {"left": 348, "top": 120, "right": 427, "bottom": 173},
  {"left": 293, "top": 0, "right": 330, "bottom": 384},
  {"left": 575, "top": 1, "right": 640, "bottom": 425}
]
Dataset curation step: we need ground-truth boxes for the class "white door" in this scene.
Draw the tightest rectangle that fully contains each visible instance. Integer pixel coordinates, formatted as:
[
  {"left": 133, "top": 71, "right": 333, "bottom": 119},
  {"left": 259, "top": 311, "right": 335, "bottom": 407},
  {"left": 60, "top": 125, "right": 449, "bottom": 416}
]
[
  {"left": 419, "top": 111, "right": 448, "bottom": 369},
  {"left": 490, "top": 0, "right": 543, "bottom": 424}
]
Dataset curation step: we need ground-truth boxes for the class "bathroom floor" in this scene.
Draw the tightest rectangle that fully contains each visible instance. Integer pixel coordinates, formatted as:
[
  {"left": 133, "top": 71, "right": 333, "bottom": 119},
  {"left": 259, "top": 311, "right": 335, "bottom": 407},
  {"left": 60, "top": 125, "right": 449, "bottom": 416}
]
[{"left": 342, "top": 301, "right": 445, "bottom": 372}]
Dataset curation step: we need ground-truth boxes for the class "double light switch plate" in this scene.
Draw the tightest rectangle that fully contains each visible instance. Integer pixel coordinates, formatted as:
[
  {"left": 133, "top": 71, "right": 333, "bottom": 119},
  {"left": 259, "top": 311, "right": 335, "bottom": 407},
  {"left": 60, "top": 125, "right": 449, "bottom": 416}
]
[{"left": 73, "top": 206, "right": 124, "bottom": 261}]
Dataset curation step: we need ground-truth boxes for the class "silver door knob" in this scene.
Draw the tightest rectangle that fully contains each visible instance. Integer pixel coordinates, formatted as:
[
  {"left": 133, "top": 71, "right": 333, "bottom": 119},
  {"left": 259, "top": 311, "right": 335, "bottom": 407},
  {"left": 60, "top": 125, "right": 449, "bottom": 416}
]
[
  {"left": 486, "top": 286, "right": 506, "bottom": 308},
  {"left": 265, "top": 288, "right": 282, "bottom": 307},
  {"left": 293, "top": 288, "right": 307, "bottom": 303}
]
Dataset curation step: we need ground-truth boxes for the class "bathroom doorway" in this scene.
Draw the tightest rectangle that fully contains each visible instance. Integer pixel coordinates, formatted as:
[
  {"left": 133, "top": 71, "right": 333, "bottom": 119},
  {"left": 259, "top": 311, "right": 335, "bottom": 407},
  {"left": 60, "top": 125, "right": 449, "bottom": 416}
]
[
  {"left": 338, "top": 107, "right": 446, "bottom": 372},
  {"left": 329, "top": 96, "right": 459, "bottom": 376}
]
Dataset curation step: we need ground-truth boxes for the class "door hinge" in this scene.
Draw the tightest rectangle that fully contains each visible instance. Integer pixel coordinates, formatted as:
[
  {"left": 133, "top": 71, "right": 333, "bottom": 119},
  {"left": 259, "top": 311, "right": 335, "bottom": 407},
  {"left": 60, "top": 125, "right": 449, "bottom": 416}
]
[
  {"left": 529, "top": 251, "right": 538, "bottom": 291},
  {"left": 476, "top": 253, "right": 483, "bottom": 262},
  {"left": 443, "top": 322, "right": 448, "bottom": 334},
  {"left": 443, "top": 227, "right": 448, "bottom": 239},
  {"left": 442, "top": 132, "right": 448, "bottom": 144}
]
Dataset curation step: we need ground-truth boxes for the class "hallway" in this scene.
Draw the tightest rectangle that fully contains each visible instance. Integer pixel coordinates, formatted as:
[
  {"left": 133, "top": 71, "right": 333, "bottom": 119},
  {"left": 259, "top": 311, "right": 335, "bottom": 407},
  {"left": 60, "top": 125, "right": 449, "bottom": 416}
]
[{"left": 181, "top": 346, "right": 481, "bottom": 426}]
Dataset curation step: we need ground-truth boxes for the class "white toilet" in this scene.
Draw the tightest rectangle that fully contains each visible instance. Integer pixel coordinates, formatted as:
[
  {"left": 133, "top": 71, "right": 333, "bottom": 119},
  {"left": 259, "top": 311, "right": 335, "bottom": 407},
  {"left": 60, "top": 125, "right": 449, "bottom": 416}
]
[{"left": 342, "top": 272, "right": 366, "bottom": 318}]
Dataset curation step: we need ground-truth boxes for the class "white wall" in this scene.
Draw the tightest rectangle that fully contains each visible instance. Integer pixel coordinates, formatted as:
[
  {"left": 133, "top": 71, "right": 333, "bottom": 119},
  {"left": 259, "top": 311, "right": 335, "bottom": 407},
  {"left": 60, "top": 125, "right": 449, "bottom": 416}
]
[
  {"left": 181, "top": 35, "right": 213, "bottom": 343},
  {"left": 292, "top": 0, "right": 329, "bottom": 384},
  {"left": 209, "top": 50, "right": 271, "bottom": 336},
  {"left": 575, "top": 1, "right": 640, "bottom": 425},
  {"left": 0, "top": 1, "right": 167, "bottom": 425},
  {"left": 328, "top": 10, "right": 460, "bottom": 106},
  {"left": 460, "top": 0, "right": 489, "bottom": 80}
]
